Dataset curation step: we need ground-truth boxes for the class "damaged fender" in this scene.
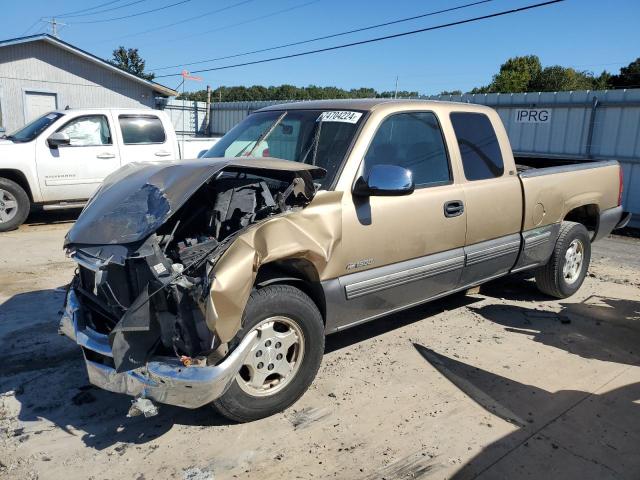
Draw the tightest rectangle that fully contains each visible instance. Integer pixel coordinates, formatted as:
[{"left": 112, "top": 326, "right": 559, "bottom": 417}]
[{"left": 206, "top": 190, "right": 343, "bottom": 342}]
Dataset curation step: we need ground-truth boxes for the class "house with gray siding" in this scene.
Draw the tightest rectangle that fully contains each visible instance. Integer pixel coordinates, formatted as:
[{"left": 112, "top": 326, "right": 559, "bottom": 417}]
[{"left": 0, "top": 34, "right": 177, "bottom": 133}]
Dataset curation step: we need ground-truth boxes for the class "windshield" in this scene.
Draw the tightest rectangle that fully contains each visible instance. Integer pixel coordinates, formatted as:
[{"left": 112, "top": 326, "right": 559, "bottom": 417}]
[
  {"left": 6, "top": 112, "right": 64, "bottom": 142},
  {"left": 203, "top": 109, "right": 364, "bottom": 189}
]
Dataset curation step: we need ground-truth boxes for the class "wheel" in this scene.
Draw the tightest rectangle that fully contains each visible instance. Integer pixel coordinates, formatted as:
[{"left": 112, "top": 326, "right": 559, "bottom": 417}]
[
  {"left": 0, "top": 178, "right": 30, "bottom": 232},
  {"left": 212, "top": 284, "right": 324, "bottom": 422},
  {"left": 535, "top": 221, "right": 591, "bottom": 298}
]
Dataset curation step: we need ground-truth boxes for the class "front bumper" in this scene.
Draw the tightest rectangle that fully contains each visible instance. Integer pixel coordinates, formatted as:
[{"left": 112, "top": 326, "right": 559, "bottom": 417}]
[{"left": 59, "top": 288, "right": 257, "bottom": 409}]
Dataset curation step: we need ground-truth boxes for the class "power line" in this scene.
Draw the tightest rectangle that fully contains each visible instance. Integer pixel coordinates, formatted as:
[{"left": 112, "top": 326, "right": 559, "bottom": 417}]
[
  {"left": 150, "top": 0, "right": 496, "bottom": 71},
  {"left": 55, "top": 0, "right": 129, "bottom": 18},
  {"left": 166, "top": 0, "right": 322, "bottom": 44},
  {"left": 59, "top": 0, "right": 150, "bottom": 18},
  {"left": 156, "top": 0, "right": 566, "bottom": 78},
  {"left": 21, "top": 19, "right": 44, "bottom": 36},
  {"left": 71, "top": 0, "right": 194, "bottom": 23},
  {"left": 94, "top": 0, "right": 256, "bottom": 43}
]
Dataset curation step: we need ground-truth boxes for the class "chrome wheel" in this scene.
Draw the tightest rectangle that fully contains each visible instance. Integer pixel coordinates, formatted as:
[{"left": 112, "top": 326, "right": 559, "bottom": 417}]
[
  {"left": 563, "top": 238, "right": 584, "bottom": 284},
  {"left": 0, "top": 189, "right": 18, "bottom": 224},
  {"left": 237, "top": 316, "right": 305, "bottom": 397}
]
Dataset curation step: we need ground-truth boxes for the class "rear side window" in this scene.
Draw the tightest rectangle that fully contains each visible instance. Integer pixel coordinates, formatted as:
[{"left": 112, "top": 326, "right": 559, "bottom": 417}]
[
  {"left": 450, "top": 112, "right": 504, "bottom": 180},
  {"left": 118, "top": 115, "right": 166, "bottom": 144}
]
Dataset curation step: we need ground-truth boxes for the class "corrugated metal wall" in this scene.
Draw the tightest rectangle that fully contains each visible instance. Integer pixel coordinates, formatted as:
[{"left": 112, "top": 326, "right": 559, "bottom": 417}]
[
  {"left": 210, "top": 100, "right": 299, "bottom": 135},
  {"left": 0, "top": 41, "right": 157, "bottom": 132}
]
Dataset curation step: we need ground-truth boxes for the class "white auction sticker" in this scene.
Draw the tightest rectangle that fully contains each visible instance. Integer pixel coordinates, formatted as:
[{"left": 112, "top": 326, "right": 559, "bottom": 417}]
[{"left": 318, "top": 111, "right": 362, "bottom": 123}]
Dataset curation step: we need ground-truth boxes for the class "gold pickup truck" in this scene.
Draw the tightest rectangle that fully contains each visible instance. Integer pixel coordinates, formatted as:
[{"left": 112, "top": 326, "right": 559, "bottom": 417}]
[{"left": 59, "top": 99, "right": 630, "bottom": 421}]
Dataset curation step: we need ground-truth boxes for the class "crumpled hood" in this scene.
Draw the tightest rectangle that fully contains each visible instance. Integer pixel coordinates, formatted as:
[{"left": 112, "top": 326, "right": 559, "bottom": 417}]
[{"left": 64, "top": 157, "right": 325, "bottom": 246}]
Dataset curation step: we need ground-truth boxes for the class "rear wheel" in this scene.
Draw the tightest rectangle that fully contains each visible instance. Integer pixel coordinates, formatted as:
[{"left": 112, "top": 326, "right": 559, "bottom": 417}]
[
  {"left": 0, "top": 178, "right": 30, "bottom": 232},
  {"left": 212, "top": 284, "right": 324, "bottom": 422},
  {"left": 535, "top": 221, "right": 591, "bottom": 298}
]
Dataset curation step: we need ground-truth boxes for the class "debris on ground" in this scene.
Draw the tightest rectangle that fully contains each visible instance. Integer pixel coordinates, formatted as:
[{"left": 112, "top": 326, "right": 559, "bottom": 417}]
[{"left": 127, "top": 397, "right": 159, "bottom": 418}]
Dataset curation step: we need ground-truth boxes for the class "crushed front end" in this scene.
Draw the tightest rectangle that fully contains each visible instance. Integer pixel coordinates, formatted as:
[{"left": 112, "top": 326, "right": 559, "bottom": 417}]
[{"left": 59, "top": 158, "right": 323, "bottom": 409}]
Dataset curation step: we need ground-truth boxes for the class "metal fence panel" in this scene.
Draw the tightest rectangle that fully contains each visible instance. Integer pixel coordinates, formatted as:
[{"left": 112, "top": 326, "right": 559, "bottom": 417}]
[{"left": 164, "top": 98, "right": 209, "bottom": 136}]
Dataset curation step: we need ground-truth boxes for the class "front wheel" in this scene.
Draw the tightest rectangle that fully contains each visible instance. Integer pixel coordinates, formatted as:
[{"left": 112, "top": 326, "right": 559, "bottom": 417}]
[
  {"left": 535, "top": 221, "right": 591, "bottom": 298},
  {"left": 212, "top": 284, "right": 324, "bottom": 422},
  {"left": 0, "top": 178, "right": 30, "bottom": 232}
]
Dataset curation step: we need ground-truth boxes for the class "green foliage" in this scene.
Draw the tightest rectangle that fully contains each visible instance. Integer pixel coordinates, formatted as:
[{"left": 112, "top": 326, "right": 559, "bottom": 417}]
[
  {"left": 110, "top": 46, "right": 155, "bottom": 81},
  {"left": 439, "top": 90, "right": 463, "bottom": 96},
  {"left": 492, "top": 55, "right": 542, "bottom": 93},
  {"left": 467, "top": 55, "right": 640, "bottom": 93},
  {"left": 177, "top": 84, "right": 418, "bottom": 102},
  {"left": 610, "top": 58, "right": 640, "bottom": 88}
]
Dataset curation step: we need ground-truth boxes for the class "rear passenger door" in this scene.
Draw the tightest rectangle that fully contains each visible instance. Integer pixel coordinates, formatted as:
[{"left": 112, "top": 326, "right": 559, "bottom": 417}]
[
  {"left": 338, "top": 111, "right": 467, "bottom": 326},
  {"left": 116, "top": 114, "right": 177, "bottom": 165},
  {"left": 450, "top": 112, "right": 523, "bottom": 286}
]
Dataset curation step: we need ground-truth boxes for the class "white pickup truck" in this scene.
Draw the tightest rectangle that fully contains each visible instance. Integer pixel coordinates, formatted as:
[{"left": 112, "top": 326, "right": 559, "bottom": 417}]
[{"left": 0, "top": 108, "right": 219, "bottom": 231}]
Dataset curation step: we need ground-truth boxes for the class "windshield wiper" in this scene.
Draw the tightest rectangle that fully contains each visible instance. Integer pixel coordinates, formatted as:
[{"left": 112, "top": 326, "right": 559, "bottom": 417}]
[
  {"left": 300, "top": 117, "right": 323, "bottom": 166},
  {"left": 236, "top": 112, "right": 287, "bottom": 157}
]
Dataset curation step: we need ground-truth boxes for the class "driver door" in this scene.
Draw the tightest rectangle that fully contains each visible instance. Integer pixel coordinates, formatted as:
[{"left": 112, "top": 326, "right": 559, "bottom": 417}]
[
  {"left": 37, "top": 113, "right": 120, "bottom": 202},
  {"left": 337, "top": 111, "right": 467, "bottom": 326}
]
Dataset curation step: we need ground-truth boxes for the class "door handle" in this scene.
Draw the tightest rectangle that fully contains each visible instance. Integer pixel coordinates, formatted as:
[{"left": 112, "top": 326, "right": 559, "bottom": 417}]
[
  {"left": 155, "top": 151, "right": 172, "bottom": 157},
  {"left": 444, "top": 200, "right": 464, "bottom": 217},
  {"left": 96, "top": 153, "right": 116, "bottom": 159}
]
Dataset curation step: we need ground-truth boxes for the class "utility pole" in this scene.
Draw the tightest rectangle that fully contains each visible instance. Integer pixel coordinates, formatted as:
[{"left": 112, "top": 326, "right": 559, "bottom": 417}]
[
  {"left": 41, "top": 17, "right": 66, "bottom": 38},
  {"left": 204, "top": 84, "right": 212, "bottom": 136},
  {"left": 394, "top": 76, "right": 399, "bottom": 99}
]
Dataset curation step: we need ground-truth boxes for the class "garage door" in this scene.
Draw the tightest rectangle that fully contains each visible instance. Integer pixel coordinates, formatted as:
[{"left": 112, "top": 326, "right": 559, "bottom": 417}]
[{"left": 25, "top": 91, "right": 58, "bottom": 123}]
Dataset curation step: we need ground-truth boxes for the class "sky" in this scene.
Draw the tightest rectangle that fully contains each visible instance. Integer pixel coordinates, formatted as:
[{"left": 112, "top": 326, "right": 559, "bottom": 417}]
[{"left": 3, "top": 0, "right": 639, "bottom": 95}]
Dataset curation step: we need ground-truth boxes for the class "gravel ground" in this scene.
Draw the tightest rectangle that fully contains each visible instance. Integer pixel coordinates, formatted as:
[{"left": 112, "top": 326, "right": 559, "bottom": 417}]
[{"left": 1, "top": 212, "right": 639, "bottom": 480}]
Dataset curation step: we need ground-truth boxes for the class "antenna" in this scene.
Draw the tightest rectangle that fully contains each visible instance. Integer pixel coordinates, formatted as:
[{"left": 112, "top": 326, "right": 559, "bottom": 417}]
[{"left": 41, "top": 17, "right": 67, "bottom": 38}]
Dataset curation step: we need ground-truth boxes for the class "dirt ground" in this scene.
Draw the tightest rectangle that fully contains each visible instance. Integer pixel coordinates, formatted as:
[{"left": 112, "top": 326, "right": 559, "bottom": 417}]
[{"left": 1, "top": 211, "right": 639, "bottom": 480}]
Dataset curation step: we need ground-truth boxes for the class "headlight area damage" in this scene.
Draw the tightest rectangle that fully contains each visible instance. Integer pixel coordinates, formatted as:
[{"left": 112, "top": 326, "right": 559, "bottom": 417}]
[{"left": 59, "top": 158, "right": 338, "bottom": 411}]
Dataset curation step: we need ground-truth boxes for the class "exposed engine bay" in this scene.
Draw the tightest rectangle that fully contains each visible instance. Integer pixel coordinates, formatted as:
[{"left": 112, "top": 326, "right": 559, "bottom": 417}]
[{"left": 64, "top": 158, "right": 324, "bottom": 373}]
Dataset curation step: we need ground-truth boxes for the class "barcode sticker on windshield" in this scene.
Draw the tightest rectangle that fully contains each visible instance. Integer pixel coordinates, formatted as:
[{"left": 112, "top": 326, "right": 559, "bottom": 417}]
[{"left": 318, "top": 111, "right": 362, "bottom": 123}]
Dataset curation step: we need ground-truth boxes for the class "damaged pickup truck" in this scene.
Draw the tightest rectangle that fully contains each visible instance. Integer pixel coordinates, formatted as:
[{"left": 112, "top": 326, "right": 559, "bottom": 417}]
[{"left": 60, "top": 100, "right": 630, "bottom": 422}]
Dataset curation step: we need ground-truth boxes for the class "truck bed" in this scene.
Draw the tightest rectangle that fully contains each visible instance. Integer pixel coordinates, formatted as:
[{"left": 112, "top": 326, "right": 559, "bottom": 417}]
[{"left": 515, "top": 155, "right": 621, "bottom": 237}]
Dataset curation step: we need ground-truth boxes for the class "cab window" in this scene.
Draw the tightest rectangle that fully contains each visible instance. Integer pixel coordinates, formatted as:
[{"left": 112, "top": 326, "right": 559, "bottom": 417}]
[
  {"left": 363, "top": 112, "right": 451, "bottom": 187},
  {"left": 57, "top": 115, "right": 112, "bottom": 146},
  {"left": 119, "top": 115, "right": 166, "bottom": 144},
  {"left": 450, "top": 112, "right": 504, "bottom": 180}
]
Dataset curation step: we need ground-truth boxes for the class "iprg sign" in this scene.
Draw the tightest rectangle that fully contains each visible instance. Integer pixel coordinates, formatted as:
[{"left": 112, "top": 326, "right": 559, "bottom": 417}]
[{"left": 515, "top": 108, "right": 551, "bottom": 123}]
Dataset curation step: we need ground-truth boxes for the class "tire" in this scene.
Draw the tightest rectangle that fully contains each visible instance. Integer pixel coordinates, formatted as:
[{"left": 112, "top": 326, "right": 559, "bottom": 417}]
[
  {"left": 0, "top": 178, "right": 30, "bottom": 232},
  {"left": 213, "top": 284, "right": 324, "bottom": 422},
  {"left": 535, "top": 221, "right": 591, "bottom": 298}
]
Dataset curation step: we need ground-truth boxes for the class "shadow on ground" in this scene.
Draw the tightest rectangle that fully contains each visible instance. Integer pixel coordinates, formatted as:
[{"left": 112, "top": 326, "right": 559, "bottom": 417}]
[
  {"left": 1, "top": 286, "right": 481, "bottom": 450},
  {"left": 414, "top": 344, "right": 640, "bottom": 479},
  {"left": 23, "top": 208, "right": 82, "bottom": 227},
  {"left": 477, "top": 275, "right": 640, "bottom": 366}
]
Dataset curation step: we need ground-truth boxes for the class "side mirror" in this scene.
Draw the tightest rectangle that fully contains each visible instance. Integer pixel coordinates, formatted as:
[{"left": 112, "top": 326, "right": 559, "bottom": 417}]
[
  {"left": 47, "top": 132, "right": 70, "bottom": 149},
  {"left": 353, "top": 164, "right": 414, "bottom": 197}
]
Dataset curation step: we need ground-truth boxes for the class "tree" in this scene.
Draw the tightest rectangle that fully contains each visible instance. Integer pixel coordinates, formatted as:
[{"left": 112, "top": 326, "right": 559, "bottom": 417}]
[
  {"left": 529, "top": 66, "right": 595, "bottom": 92},
  {"left": 610, "top": 58, "right": 640, "bottom": 89},
  {"left": 487, "top": 55, "right": 542, "bottom": 93},
  {"left": 110, "top": 46, "right": 155, "bottom": 81},
  {"left": 439, "top": 90, "right": 463, "bottom": 96},
  {"left": 177, "top": 84, "right": 419, "bottom": 102}
]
